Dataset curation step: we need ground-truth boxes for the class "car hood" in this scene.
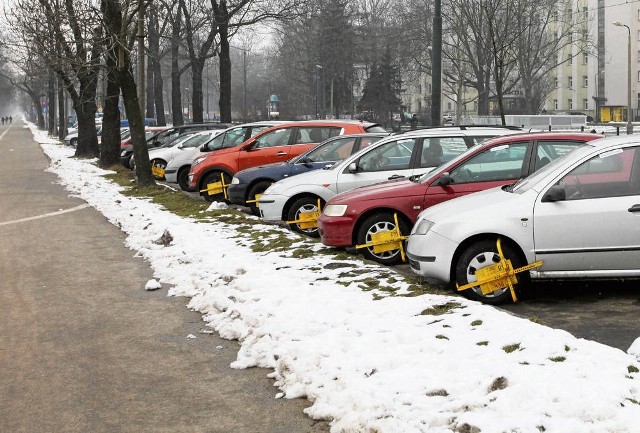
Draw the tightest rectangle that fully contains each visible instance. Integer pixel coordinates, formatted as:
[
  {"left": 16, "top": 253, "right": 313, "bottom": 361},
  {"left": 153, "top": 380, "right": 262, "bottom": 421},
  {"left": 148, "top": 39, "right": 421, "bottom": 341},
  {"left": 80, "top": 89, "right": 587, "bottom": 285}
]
[
  {"left": 330, "top": 178, "right": 421, "bottom": 204},
  {"left": 235, "top": 161, "right": 290, "bottom": 179}
]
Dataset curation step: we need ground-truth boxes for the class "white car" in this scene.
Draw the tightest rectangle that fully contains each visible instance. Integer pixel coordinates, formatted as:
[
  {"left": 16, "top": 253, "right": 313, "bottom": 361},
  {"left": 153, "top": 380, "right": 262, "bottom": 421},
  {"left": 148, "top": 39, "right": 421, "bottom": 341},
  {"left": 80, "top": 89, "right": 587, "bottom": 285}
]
[
  {"left": 258, "top": 126, "right": 523, "bottom": 237},
  {"left": 164, "top": 121, "right": 284, "bottom": 191},
  {"left": 144, "top": 130, "right": 224, "bottom": 178},
  {"left": 406, "top": 135, "right": 640, "bottom": 304}
]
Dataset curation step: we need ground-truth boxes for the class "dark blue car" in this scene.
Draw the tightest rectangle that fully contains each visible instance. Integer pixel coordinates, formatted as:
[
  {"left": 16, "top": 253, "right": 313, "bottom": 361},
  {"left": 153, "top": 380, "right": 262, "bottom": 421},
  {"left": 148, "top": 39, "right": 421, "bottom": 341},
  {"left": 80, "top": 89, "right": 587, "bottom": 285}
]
[{"left": 227, "top": 132, "right": 389, "bottom": 215}]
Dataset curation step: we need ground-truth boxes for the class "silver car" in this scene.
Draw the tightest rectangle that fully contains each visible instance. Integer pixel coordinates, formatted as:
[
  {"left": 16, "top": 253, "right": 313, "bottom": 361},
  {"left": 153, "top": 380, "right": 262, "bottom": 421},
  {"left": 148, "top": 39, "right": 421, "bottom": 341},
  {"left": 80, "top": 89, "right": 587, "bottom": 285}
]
[{"left": 406, "top": 135, "right": 640, "bottom": 304}]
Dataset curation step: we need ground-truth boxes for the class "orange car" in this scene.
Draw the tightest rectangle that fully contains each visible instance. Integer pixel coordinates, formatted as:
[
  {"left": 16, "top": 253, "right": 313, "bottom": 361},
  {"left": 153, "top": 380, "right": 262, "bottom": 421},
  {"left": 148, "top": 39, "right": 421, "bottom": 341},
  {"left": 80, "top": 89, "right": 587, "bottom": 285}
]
[{"left": 188, "top": 120, "right": 385, "bottom": 201}]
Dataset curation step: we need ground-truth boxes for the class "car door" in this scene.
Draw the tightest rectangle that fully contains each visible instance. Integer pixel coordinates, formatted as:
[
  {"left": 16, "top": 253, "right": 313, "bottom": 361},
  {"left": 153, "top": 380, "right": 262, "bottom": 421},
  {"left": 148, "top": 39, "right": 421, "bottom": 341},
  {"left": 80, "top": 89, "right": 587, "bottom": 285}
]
[
  {"left": 533, "top": 146, "right": 640, "bottom": 273},
  {"left": 237, "top": 127, "right": 295, "bottom": 170},
  {"left": 335, "top": 137, "right": 419, "bottom": 193}
]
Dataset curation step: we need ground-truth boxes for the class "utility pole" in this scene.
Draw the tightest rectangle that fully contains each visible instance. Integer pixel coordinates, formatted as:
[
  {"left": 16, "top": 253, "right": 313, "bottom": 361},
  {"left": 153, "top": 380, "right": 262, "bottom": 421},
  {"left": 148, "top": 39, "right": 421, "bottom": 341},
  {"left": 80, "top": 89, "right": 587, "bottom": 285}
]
[
  {"left": 431, "top": 0, "right": 442, "bottom": 127},
  {"left": 243, "top": 49, "right": 247, "bottom": 122}
]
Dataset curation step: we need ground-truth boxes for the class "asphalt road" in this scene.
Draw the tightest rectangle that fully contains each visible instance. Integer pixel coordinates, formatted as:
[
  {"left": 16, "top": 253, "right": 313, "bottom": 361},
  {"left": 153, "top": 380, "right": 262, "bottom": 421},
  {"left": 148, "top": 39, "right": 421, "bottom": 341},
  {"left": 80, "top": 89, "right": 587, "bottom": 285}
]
[{"left": 0, "top": 121, "right": 328, "bottom": 433}]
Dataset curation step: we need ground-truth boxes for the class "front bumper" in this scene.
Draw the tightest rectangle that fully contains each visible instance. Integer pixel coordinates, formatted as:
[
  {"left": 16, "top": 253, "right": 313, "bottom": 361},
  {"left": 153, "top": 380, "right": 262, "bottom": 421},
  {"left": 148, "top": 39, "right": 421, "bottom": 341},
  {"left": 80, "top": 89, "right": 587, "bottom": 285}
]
[
  {"left": 164, "top": 168, "right": 178, "bottom": 183},
  {"left": 257, "top": 194, "right": 288, "bottom": 222},
  {"left": 227, "top": 183, "right": 249, "bottom": 206},
  {"left": 405, "top": 230, "right": 458, "bottom": 282},
  {"left": 317, "top": 214, "right": 356, "bottom": 247}
]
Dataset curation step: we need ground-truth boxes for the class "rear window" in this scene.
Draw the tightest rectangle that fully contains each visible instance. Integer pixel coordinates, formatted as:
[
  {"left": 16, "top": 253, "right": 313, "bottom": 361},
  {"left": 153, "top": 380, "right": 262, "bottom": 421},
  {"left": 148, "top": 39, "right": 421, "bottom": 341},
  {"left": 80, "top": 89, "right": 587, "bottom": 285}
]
[{"left": 295, "top": 127, "right": 341, "bottom": 144}]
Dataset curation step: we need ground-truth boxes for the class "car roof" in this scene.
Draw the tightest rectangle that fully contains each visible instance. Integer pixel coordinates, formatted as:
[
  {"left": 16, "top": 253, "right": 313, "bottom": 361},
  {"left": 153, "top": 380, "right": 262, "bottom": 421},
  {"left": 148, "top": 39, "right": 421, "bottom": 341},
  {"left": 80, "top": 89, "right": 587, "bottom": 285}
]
[
  {"left": 483, "top": 131, "right": 603, "bottom": 145},
  {"left": 395, "top": 125, "right": 524, "bottom": 137}
]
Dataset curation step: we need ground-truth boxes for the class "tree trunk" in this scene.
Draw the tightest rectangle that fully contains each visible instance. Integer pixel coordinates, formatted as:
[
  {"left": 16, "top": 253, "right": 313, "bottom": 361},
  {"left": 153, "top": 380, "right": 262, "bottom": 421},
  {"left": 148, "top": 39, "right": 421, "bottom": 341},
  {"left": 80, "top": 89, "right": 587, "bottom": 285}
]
[
  {"left": 153, "top": 65, "right": 166, "bottom": 126},
  {"left": 145, "top": 63, "right": 155, "bottom": 119},
  {"left": 218, "top": 23, "right": 231, "bottom": 123},
  {"left": 191, "top": 58, "right": 204, "bottom": 123},
  {"left": 47, "top": 71, "right": 56, "bottom": 135},
  {"left": 100, "top": 57, "right": 122, "bottom": 167},
  {"left": 57, "top": 76, "right": 66, "bottom": 140},
  {"left": 171, "top": 8, "right": 184, "bottom": 126}
]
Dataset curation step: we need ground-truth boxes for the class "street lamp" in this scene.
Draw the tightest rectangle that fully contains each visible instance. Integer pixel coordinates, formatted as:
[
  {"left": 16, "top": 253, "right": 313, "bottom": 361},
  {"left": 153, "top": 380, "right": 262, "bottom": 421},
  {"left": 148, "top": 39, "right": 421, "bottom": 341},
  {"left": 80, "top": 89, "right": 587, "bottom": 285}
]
[
  {"left": 315, "top": 64, "right": 323, "bottom": 119},
  {"left": 613, "top": 21, "right": 633, "bottom": 134}
]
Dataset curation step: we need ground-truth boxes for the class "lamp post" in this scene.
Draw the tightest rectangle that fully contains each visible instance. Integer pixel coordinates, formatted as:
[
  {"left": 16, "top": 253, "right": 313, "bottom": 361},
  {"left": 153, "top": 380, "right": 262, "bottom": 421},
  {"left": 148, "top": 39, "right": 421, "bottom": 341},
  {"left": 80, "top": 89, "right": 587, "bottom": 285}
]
[
  {"left": 613, "top": 21, "right": 633, "bottom": 134},
  {"left": 315, "top": 64, "right": 323, "bottom": 119},
  {"left": 431, "top": 0, "right": 442, "bottom": 126},
  {"left": 594, "top": 70, "right": 604, "bottom": 124}
]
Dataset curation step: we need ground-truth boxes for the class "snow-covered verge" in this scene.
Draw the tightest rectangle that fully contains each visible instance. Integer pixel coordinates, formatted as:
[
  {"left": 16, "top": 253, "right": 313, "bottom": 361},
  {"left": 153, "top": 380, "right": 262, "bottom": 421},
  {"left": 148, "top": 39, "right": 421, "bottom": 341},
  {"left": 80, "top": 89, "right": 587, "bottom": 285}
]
[{"left": 30, "top": 123, "right": 640, "bottom": 433}]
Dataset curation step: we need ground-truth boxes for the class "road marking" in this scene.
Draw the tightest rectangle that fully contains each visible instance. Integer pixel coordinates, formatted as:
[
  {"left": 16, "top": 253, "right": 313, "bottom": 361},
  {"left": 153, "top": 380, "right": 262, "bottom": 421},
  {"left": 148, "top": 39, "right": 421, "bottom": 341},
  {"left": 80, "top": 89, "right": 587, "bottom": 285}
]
[
  {"left": 0, "top": 124, "right": 12, "bottom": 142},
  {"left": 0, "top": 204, "right": 91, "bottom": 227}
]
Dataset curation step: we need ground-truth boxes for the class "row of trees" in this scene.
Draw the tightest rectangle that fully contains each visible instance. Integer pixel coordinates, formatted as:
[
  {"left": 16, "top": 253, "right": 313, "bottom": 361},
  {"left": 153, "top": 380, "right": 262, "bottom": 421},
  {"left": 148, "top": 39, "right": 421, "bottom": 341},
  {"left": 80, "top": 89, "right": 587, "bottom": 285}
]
[{"left": 0, "top": 0, "right": 591, "bottom": 181}]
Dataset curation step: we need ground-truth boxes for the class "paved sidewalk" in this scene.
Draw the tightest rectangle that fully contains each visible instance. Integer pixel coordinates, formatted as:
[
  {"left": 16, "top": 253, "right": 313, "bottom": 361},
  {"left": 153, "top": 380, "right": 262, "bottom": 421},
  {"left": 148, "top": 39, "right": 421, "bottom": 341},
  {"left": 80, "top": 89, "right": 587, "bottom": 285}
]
[{"left": 0, "top": 121, "right": 328, "bottom": 433}]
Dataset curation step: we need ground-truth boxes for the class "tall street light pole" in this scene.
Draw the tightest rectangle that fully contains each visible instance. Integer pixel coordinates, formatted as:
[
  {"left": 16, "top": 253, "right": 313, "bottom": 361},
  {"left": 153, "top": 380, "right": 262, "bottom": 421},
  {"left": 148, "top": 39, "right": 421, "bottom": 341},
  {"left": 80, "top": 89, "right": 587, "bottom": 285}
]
[
  {"left": 431, "top": 0, "right": 442, "bottom": 127},
  {"left": 315, "top": 64, "right": 323, "bottom": 119},
  {"left": 614, "top": 21, "right": 633, "bottom": 134}
]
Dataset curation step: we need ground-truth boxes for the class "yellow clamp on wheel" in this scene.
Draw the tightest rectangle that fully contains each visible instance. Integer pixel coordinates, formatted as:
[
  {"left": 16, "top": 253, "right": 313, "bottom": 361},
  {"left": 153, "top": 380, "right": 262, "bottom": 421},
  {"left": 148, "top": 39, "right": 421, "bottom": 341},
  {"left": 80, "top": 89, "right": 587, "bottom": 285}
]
[
  {"left": 200, "top": 173, "right": 230, "bottom": 200},
  {"left": 456, "top": 238, "right": 543, "bottom": 302},
  {"left": 151, "top": 163, "right": 165, "bottom": 178},
  {"left": 355, "top": 213, "right": 408, "bottom": 262},
  {"left": 246, "top": 193, "right": 261, "bottom": 206},
  {"left": 286, "top": 199, "right": 322, "bottom": 230}
]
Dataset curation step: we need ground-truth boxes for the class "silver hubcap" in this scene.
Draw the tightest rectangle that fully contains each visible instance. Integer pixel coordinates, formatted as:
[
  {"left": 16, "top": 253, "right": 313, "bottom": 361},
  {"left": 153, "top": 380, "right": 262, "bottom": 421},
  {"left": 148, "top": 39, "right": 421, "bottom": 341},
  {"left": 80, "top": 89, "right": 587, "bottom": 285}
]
[
  {"left": 294, "top": 203, "right": 318, "bottom": 234},
  {"left": 365, "top": 220, "right": 399, "bottom": 260},
  {"left": 466, "top": 251, "right": 509, "bottom": 298}
]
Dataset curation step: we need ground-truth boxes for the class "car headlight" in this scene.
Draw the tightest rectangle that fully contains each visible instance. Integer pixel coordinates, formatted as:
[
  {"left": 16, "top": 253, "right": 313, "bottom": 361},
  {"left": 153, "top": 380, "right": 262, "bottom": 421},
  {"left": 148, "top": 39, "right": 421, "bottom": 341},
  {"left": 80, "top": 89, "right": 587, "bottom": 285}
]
[
  {"left": 231, "top": 177, "right": 240, "bottom": 185},
  {"left": 192, "top": 156, "right": 207, "bottom": 167},
  {"left": 323, "top": 204, "right": 348, "bottom": 217},
  {"left": 412, "top": 218, "right": 434, "bottom": 235}
]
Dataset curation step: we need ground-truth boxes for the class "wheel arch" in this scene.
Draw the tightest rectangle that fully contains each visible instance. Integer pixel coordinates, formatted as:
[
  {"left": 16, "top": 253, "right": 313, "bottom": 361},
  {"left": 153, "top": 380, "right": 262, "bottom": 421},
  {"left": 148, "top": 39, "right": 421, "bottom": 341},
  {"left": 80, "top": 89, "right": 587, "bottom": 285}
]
[
  {"left": 449, "top": 233, "right": 527, "bottom": 282},
  {"left": 282, "top": 192, "right": 325, "bottom": 221},
  {"left": 197, "top": 166, "right": 234, "bottom": 191},
  {"left": 352, "top": 207, "right": 413, "bottom": 246},
  {"left": 246, "top": 177, "right": 278, "bottom": 201}
]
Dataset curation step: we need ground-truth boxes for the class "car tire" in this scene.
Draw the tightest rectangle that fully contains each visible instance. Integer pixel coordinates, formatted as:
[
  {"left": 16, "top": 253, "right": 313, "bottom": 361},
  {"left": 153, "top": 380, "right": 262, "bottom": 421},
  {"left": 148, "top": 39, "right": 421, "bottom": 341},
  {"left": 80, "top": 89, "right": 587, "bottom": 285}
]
[
  {"left": 247, "top": 181, "right": 272, "bottom": 216},
  {"left": 150, "top": 159, "right": 167, "bottom": 180},
  {"left": 177, "top": 167, "right": 191, "bottom": 191},
  {"left": 69, "top": 137, "right": 78, "bottom": 147},
  {"left": 286, "top": 196, "right": 324, "bottom": 238},
  {"left": 454, "top": 239, "right": 528, "bottom": 305},
  {"left": 201, "top": 171, "right": 230, "bottom": 203},
  {"left": 356, "top": 212, "right": 410, "bottom": 266}
]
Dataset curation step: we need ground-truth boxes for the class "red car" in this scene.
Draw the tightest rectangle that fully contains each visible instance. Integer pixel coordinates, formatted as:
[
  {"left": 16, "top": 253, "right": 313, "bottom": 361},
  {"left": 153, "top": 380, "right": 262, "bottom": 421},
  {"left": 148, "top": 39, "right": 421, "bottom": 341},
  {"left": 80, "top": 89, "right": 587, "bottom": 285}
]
[
  {"left": 317, "top": 132, "right": 602, "bottom": 265},
  {"left": 188, "top": 120, "right": 385, "bottom": 201}
]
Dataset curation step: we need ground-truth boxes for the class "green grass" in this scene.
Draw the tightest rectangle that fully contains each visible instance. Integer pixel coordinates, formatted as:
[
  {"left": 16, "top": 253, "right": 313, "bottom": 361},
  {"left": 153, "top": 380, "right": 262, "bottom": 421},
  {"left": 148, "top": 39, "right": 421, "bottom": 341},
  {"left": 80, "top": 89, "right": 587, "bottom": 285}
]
[
  {"left": 419, "top": 302, "right": 463, "bottom": 316},
  {"left": 628, "top": 365, "right": 639, "bottom": 374},
  {"left": 502, "top": 343, "right": 521, "bottom": 353},
  {"left": 471, "top": 320, "right": 483, "bottom": 326},
  {"left": 548, "top": 356, "right": 566, "bottom": 362}
]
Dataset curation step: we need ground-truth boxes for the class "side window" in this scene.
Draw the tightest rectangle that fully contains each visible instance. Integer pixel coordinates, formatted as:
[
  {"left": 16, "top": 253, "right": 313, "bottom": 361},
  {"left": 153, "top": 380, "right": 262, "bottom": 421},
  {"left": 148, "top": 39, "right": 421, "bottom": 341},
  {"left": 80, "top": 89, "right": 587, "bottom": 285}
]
[
  {"left": 471, "top": 136, "right": 496, "bottom": 146},
  {"left": 420, "top": 136, "right": 469, "bottom": 168},
  {"left": 223, "top": 127, "right": 249, "bottom": 148},
  {"left": 294, "top": 127, "right": 341, "bottom": 144},
  {"left": 305, "top": 137, "right": 357, "bottom": 162},
  {"left": 253, "top": 128, "right": 293, "bottom": 148},
  {"left": 558, "top": 147, "right": 639, "bottom": 200},
  {"left": 358, "top": 138, "right": 416, "bottom": 172},
  {"left": 449, "top": 142, "right": 529, "bottom": 184},
  {"left": 535, "top": 140, "right": 584, "bottom": 170},
  {"left": 249, "top": 125, "right": 271, "bottom": 137},
  {"left": 357, "top": 136, "right": 384, "bottom": 150},
  {"left": 207, "top": 133, "right": 226, "bottom": 150}
]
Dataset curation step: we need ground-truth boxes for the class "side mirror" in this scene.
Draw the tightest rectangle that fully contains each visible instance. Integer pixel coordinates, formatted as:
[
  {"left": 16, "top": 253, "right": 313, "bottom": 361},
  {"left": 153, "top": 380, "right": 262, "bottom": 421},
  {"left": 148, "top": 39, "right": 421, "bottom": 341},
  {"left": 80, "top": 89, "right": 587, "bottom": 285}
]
[
  {"left": 435, "top": 172, "right": 451, "bottom": 186},
  {"left": 348, "top": 162, "right": 358, "bottom": 173},
  {"left": 542, "top": 184, "right": 566, "bottom": 202},
  {"left": 199, "top": 143, "right": 208, "bottom": 152},
  {"left": 177, "top": 143, "right": 184, "bottom": 149},
  {"left": 241, "top": 138, "right": 257, "bottom": 150}
]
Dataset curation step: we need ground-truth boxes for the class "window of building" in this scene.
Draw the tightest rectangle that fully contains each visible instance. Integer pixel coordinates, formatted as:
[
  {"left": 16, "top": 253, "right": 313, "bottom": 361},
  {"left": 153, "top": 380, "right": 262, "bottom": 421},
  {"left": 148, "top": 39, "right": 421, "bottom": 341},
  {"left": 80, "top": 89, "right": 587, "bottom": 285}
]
[
  {"left": 568, "top": 32, "right": 573, "bottom": 43},
  {"left": 583, "top": 53, "right": 588, "bottom": 64},
  {"left": 568, "top": 99, "right": 573, "bottom": 110},
  {"left": 637, "top": 70, "right": 640, "bottom": 82},
  {"left": 554, "top": 99, "right": 558, "bottom": 110},
  {"left": 583, "top": 99, "right": 588, "bottom": 110},
  {"left": 637, "top": 30, "right": 640, "bottom": 41},
  {"left": 583, "top": 6, "right": 588, "bottom": 21},
  {"left": 555, "top": 76, "right": 559, "bottom": 88},
  {"left": 568, "top": 54, "right": 573, "bottom": 64},
  {"left": 638, "top": 8, "right": 640, "bottom": 20},
  {"left": 583, "top": 76, "right": 588, "bottom": 87},
  {"left": 568, "top": 76, "right": 573, "bottom": 88}
]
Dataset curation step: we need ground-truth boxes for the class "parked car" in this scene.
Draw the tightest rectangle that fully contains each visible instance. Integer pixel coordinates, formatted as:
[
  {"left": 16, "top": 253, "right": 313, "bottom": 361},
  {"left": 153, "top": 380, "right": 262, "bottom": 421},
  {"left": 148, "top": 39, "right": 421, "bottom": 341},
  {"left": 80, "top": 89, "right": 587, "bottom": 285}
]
[
  {"left": 120, "top": 123, "right": 230, "bottom": 168},
  {"left": 406, "top": 134, "right": 639, "bottom": 304},
  {"left": 188, "top": 120, "right": 385, "bottom": 202},
  {"left": 164, "top": 121, "right": 284, "bottom": 191},
  {"left": 317, "top": 132, "right": 600, "bottom": 265},
  {"left": 119, "top": 126, "right": 169, "bottom": 168},
  {"left": 258, "top": 126, "right": 523, "bottom": 237},
  {"left": 64, "top": 122, "right": 103, "bottom": 147},
  {"left": 135, "top": 130, "right": 224, "bottom": 178},
  {"left": 227, "top": 132, "right": 390, "bottom": 215}
]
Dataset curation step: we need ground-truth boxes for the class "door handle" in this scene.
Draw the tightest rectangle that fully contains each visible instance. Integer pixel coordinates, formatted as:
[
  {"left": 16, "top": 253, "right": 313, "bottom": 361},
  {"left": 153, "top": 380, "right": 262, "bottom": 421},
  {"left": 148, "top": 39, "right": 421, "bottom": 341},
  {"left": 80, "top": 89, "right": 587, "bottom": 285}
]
[
  {"left": 276, "top": 151, "right": 287, "bottom": 156},
  {"left": 628, "top": 204, "right": 640, "bottom": 213},
  {"left": 388, "top": 174, "right": 404, "bottom": 180}
]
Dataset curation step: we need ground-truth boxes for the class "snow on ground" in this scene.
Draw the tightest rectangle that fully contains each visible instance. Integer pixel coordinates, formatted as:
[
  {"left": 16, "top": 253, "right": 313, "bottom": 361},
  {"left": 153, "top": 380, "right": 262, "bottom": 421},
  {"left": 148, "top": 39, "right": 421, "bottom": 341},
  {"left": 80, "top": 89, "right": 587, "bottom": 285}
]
[{"left": 29, "top": 123, "right": 640, "bottom": 433}]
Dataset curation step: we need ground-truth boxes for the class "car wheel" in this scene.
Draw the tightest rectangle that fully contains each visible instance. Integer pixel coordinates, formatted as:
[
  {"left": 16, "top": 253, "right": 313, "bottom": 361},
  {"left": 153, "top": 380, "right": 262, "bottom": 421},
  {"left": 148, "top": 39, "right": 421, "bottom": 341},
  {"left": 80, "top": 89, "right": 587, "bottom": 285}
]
[
  {"left": 356, "top": 212, "right": 410, "bottom": 265},
  {"left": 150, "top": 159, "right": 167, "bottom": 180},
  {"left": 177, "top": 167, "right": 190, "bottom": 191},
  {"left": 454, "top": 239, "right": 528, "bottom": 305},
  {"left": 247, "top": 181, "right": 272, "bottom": 216},
  {"left": 200, "top": 171, "right": 229, "bottom": 203},
  {"left": 286, "top": 196, "right": 324, "bottom": 238},
  {"left": 70, "top": 137, "right": 78, "bottom": 147}
]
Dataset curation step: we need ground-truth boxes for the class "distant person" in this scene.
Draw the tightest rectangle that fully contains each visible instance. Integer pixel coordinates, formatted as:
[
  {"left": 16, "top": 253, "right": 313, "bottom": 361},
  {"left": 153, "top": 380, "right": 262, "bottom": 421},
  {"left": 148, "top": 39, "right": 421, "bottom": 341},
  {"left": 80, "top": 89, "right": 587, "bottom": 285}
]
[
  {"left": 410, "top": 114, "right": 418, "bottom": 130},
  {"left": 1, "top": 117, "right": 4, "bottom": 125},
  {"left": 9, "top": 115, "right": 12, "bottom": 123}
]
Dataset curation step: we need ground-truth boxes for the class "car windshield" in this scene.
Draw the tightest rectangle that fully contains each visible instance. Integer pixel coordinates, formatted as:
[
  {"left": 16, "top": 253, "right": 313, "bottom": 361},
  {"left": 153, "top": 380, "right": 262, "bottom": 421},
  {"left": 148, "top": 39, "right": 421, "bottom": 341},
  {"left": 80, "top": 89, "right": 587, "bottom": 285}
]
[
  {"left": 510, "top": 144, "right": 592, "bottom": 193},
  {"left": 417, "top": 143, "right": 483, "bottom": 184}
]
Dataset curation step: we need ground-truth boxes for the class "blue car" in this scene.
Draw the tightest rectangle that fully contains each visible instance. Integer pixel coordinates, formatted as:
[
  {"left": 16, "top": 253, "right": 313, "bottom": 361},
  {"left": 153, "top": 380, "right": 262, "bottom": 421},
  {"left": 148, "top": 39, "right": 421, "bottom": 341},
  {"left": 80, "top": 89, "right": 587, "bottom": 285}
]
[{"left": 227, "top": 132, "right": 389, "bottom": 215}]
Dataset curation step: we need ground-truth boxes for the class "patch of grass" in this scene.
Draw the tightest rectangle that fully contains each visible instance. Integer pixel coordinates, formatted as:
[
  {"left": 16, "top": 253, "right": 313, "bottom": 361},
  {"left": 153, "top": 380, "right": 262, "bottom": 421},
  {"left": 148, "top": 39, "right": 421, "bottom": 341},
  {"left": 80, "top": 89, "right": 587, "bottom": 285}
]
[
  {"left": 291, "top": 248, "right": 316, "bottom": 259},
  {"left": 565, "top": 345, "right": 571, "bottom": 352},
  {"left": 628, "top": 365, "right": 639, "bottom": 374},
  {"left": 477, "top": 341, "right": 489, "bottom": 346},
  {"left": 103, "top": 164, "right": 136, "bottom": 185},
  {"left": 359, "top": 278, "right": 381, "bottom": 290},
  {"left": 548, "top": 356, "right": 566, "bottom": 362},
  {"left": 489, "top": 376, "right": 508, "bottom": 392},
  {"left": 471, "top": 320, "right": 483, "bottom": 326},
  {"left": 435, "top": 334, "right": 449, "bottom": 340},
  {"left": 419, "top": 302, "right": 463, "bottom": 316},
  {"left": 625, "top": 398, "right": 640, "bottom": 405},
  {"left": 502, "top": 343, "right": 521, "bottom": 353},
  {"left": 529, "top": 316, "right": 543, "bottom": 324},
  {"left": 426, "top": 389, "right": 449, "bottom": 397}
]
